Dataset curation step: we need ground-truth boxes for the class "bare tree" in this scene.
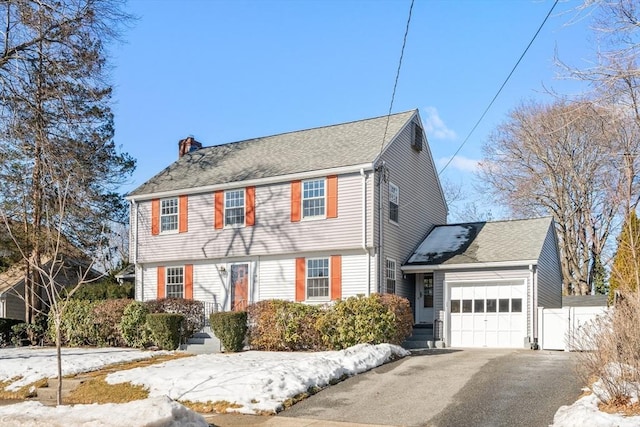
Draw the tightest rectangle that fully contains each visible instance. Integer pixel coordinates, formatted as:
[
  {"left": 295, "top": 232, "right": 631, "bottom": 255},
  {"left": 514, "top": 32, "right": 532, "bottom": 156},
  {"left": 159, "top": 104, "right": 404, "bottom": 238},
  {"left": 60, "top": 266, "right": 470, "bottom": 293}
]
[
  {"left": 479, "top": 99, "right": 626, "bottom": 295},
  {"left": 0, "top": 0, "right": 135, "bottom": 322}
]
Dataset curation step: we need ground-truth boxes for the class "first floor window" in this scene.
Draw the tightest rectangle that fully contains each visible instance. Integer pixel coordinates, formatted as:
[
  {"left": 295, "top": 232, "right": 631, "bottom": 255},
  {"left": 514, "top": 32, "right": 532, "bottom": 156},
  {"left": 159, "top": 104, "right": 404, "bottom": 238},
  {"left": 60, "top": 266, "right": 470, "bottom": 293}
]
[
  {"left": 303, "top": 179, "right": 325, "bottom": 218},
  {"left": 225, "top": 189, "right": 245, "bottom": 226},
  {"left": 386, "top": 259, "right": 396, "bottom": 294},
  {"left": 160, "top": 198, "right": 179, "bottom": 232},
  {"left": 166, "top": 267, "right": 184, "bottom": 298},
  {"left": 307, "top": 258, "right": 329, "bottom": 299},
  {"left": 389, "top": 183, "right": 399, "bottom": 223}
]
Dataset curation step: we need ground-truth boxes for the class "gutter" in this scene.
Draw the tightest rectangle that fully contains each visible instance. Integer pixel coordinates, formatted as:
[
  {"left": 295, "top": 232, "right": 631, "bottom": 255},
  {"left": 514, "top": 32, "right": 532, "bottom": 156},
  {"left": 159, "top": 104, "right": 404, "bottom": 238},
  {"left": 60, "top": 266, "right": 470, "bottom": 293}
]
[
  {"left": 401, "top": 260, "right": 539, "bottom": 272},
  {"left": 127, "top": 163, "right": 375, "bottom": 202}
]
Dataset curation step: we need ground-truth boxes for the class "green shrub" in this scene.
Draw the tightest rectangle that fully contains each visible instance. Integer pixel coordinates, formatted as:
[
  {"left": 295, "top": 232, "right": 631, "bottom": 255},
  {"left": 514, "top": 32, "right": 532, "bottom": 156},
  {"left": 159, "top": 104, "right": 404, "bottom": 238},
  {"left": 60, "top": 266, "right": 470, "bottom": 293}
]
[
  {"left": 145, "top": 298, "right": 204, "bottom": 342},
  {"left": 379, "top": 294, "right": 414, "bottom": 345},
  {"left": 316, "top": 294, "right": 396, "bottom": 350},
  {"left": 0, "top": 318, "right": 23, "bottom": 346},
  {"left": 92, "top": 299, "right": 132, "bottom": 347},
  {"left": 146, "top": 313, "right": 184, "bottom": 350},
  {"left": 67, "top": 280, "right": 134, "bottom": 301},
  {"left": 247, "top": 300, "right": 323, "bottom": 351},
  {"left": 120, "top": 301, "right": 150, "bottom": 348},
  {"left": 49, "top": 299, "right": 99, "bottom": 346},
  {"left": 210, "top": 311, "right": 247, "bottom": 352}
]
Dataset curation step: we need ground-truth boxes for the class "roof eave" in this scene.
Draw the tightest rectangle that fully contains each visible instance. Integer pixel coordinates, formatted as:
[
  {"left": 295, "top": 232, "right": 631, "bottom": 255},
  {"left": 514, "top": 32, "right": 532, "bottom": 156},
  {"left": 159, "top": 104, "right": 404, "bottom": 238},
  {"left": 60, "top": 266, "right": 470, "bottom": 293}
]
[
  {"left": 126, "top": 162, "right": 375, "bottom": 202},
  {"left": 401, "top": 259, "right": 539, "bottom": 272}
]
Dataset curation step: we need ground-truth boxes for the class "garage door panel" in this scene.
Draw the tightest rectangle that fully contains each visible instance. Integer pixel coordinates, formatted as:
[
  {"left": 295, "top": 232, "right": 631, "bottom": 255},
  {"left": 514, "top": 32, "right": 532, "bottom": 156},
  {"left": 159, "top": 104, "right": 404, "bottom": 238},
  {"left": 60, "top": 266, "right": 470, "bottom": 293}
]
[{"left": 449, "top": 282, "right": 526, "bottom": 348}]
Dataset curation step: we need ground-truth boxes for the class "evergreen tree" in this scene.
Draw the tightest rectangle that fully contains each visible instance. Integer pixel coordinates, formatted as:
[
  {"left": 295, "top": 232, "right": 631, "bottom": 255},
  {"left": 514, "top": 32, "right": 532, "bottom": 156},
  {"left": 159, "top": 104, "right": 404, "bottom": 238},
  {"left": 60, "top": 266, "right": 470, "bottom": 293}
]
[{"left": 609, "top": 211, "right": 640, "bottom": 303}]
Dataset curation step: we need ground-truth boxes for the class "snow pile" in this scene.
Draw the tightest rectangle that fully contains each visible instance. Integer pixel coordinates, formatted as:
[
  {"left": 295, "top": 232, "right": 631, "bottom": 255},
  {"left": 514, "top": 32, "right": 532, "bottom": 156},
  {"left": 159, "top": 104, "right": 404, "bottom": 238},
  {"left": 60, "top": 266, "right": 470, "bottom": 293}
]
[
  {"left": 0, "top": 347, "right": 167, "bottom": 391},
  {"left": 407, "top": 225, "right": 472, "bottom": 263},
  {"left": 0, "top": 396, "right": 208, "bottom": 427},
  {"left": 552, "top": 378, "right": 640, "bottom": 427},
  {"left": 106, "top": 343, "right": 409, "bottom": 414}
]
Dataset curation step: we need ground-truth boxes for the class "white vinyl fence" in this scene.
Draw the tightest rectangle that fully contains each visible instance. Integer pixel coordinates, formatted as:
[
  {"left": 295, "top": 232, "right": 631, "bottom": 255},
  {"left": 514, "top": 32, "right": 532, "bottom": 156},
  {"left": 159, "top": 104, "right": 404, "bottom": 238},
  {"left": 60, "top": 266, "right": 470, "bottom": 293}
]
[{"left": 537, "top": 306, "right": 609, "bottom": 351}]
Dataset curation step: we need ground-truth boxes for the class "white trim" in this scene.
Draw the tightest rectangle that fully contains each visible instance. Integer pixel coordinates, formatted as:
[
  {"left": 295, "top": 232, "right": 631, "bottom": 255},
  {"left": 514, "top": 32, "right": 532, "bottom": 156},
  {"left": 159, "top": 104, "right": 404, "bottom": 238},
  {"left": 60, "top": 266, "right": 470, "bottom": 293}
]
[
  {"left": 126, "top": 163, "right": 374, "bottom": 201},
  {"left": 301, "top": 177, "right": 327, "bottom": 220},
  {"left": 223, "top": 188, "right": 246, "bottom": 228},
  {"left": 401, "top": 260, "right": 539, "bottom": 272},
  {"left": 305, "top": 257, "right": 331, "bottom": 302}
]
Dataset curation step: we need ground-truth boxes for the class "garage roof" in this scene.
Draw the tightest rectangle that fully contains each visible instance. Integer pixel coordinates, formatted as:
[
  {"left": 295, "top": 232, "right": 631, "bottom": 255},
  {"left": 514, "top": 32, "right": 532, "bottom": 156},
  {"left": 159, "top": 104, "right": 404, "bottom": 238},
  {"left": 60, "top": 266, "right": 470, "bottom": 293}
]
[{"left": 405, "top": 217, "right": 554, "bottom": 266}]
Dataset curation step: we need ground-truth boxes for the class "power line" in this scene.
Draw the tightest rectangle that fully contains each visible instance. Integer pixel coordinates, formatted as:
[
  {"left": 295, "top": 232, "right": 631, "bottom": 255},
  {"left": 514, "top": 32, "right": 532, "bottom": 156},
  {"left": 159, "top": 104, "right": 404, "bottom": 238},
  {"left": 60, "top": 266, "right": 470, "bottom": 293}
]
[
  {"left": 380, "top": 0, "right": 415, "bottom": 155},
  {"left": 438, "top": 0, "right": 559, "bottom": 175}
]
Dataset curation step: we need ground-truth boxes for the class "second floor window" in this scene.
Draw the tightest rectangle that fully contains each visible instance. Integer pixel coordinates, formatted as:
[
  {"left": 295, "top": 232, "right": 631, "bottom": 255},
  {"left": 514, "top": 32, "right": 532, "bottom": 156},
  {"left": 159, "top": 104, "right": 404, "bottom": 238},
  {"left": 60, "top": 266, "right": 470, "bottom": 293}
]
[
  {"left": 303, "top": 179, "right": 325, "bottom": 218},
  {"left": 225, "top": 189, "right": 245, "bottom": 226},
  {"left": 166, "top": 266, "right": 184, "bottom": 298},
  {"left": 389, "top": 183, "right": 399, "bottom": 223},
  {"left": 307, "top": 258, "right": 329, "bottom": 299},
  {"left": 161, "top": 198, "right": 179, "bottom": 232}
]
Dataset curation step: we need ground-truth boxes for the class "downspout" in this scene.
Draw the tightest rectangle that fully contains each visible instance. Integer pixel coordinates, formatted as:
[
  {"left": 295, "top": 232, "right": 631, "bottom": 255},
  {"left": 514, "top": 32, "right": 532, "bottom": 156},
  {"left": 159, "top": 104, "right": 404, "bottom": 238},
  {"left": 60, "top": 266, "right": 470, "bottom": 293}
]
[
  {"left": 530, "top": 264, "right": 538, "bottom": 349},
  {"left": 376, "top": 161, "right": 387, "bottom": 294},
  {"left": 360, "top": 168, "right": 370, "bottom": 296}
]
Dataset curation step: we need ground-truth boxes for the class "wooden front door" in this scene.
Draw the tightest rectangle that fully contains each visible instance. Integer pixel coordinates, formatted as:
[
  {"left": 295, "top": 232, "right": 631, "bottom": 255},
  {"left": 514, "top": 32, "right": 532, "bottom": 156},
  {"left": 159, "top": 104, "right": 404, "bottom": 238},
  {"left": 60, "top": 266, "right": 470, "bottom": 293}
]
[{"left": 230, "top": 263, "right": 249, "bottom": 311}]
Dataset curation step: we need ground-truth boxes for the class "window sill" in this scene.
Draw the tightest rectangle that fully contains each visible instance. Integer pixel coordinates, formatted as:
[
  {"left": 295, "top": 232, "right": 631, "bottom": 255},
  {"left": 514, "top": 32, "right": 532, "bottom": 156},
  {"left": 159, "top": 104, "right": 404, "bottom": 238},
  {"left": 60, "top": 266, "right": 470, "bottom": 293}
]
[
  {"left": 159, "top": 230, "right": 179, "bottom": 235},
  {"left": 301, "top": 216, "right": 327, "bottom": 222},
  {"left": 388, "top": 219, "right": 400, "bottom": 227}
]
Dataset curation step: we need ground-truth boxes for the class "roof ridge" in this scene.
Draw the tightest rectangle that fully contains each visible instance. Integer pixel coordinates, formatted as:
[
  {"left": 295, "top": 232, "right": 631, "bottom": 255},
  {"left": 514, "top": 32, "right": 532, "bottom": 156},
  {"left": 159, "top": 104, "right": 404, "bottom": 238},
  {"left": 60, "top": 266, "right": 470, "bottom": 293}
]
[
  {"left": 440, "top": 216, "right": 552, "bottom": 227},
  {"left": 193, "top": 109, "right": 417, "bottom": 151}
]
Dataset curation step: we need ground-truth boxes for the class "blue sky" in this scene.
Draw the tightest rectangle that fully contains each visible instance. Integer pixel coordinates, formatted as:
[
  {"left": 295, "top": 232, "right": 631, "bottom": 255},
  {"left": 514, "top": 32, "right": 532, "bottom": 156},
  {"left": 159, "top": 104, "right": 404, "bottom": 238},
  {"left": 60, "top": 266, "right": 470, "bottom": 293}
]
[{"left": 112, "top": 0, "right": 594, "bottom": 217}]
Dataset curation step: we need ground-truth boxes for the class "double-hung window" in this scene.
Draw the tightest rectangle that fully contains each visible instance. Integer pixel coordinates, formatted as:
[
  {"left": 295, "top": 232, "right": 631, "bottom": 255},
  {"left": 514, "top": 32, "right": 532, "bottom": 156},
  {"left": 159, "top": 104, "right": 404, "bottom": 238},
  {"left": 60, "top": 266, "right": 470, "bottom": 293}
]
[
  {"left": 302, "top": 179, "right": 325, "bottom": 218},
  {"left": 160, "top": 198, "right": 179, "bottom": 233},
  {"left": 166, "top": 267, "right": 184, "bottom": 298},
  {"left": 386, "top": 259, "right": 396, "bottom": 294},
  {"left": 225, "top": 189, "right": 245, "bottom": 226},
  {"left": 389, "top": 183, "right": 399, "bottom": 223},
  {"left": 306, "top": 258, "right": 329, "bottom": 299}
]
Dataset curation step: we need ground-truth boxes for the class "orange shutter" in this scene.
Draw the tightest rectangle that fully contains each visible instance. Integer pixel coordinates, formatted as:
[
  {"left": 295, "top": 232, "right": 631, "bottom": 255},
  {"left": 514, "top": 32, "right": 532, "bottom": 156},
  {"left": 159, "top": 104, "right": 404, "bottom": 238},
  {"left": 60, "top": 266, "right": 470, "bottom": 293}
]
[
  {"left": 179, "top": 195, "right": 188, "bottom": 233},
  {"left": 291, "top": 181, "right": 301, "bottom": 222},
  {"left": 327, "top": 175, "right": 338, "bottom": 218},
  {"left": 184, "top": 264, "right": 193, "bottom": 300},
  {"left": 295, "top": 257, "right": 306, "bottom": 301},
  {"left": 214, "top": 191, "right": 224, "bottom": 229},
  {"left": 151, "top": 199, "right": 160, "bottom": 235},
  {"left": 157, "top": 266, "right": 165, "bottom": 299},
  {"left": 331, "top": 255, "right": 342, "bottom": 300},
  {"left": 246, "top": 186, "right": 255, "bottom": 226}
]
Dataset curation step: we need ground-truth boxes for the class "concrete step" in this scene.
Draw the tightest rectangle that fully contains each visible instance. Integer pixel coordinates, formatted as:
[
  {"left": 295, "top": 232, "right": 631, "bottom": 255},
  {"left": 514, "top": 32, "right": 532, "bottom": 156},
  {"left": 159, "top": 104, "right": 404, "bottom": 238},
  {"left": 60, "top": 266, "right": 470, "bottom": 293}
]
[
  {"left": 182, "top": 326, "right": 222, "bottom": 354},
  {"left": 35, "top": 377, "right": 86, "bottom": 406}
]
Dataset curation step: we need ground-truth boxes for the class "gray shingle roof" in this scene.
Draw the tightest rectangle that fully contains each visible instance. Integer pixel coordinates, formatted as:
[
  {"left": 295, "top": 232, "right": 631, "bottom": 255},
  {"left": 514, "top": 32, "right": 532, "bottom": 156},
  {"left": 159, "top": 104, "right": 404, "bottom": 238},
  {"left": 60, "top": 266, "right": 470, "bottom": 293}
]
[
  {"left": 129, "top": 110, "right": 417, "bottom": 197},
  {"left": 405, "top": 217, "right": 554, "bottom": 266}
]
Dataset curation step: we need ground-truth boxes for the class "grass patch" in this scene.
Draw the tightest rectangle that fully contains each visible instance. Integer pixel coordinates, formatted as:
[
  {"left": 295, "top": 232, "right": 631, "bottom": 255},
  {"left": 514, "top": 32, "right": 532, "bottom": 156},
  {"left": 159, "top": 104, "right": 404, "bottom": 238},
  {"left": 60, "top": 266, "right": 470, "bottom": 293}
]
[
  {"left": 598, "top": 396, "right": 640, "bottom": 416},
  {"left": 181, "top": 400, "right": 243, "bottom": 413},
  {"left": 0, "top": 378, "right": 48, "bottom": 400},
  {"left": 66, "top": 374, "right": 148, "bottom": 404}
]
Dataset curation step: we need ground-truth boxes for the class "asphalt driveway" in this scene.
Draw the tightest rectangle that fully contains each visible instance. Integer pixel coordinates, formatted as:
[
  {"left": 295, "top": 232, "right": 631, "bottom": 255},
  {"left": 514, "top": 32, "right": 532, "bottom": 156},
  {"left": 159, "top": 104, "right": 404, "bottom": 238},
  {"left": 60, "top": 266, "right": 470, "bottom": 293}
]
[{"left": 277, "top": 348, "right": 582, "bottom": 427}]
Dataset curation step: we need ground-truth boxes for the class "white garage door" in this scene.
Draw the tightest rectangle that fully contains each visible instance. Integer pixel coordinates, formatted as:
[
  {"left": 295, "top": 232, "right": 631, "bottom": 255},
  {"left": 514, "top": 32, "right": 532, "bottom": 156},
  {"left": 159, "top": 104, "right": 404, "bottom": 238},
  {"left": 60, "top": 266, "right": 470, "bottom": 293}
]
[{"left": 449, "top": 282, "right": 526, "bottom": 348}]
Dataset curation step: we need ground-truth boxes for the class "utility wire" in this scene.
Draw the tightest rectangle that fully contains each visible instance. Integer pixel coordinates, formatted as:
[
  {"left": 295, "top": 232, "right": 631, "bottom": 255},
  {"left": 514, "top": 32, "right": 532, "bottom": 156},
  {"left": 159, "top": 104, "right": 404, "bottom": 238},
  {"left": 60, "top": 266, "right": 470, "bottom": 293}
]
[
  {"left": 438, "top": 0, "right": 559, "bottom": 175},
  {"left": 379, "top": 0, "right": 414, "bottom": 156}
]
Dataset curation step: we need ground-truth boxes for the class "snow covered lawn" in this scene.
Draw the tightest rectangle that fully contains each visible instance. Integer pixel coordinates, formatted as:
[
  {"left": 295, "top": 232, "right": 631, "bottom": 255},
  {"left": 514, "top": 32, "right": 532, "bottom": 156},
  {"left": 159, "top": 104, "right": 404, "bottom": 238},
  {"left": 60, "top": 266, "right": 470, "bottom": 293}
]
[{"left": 0, "top": 343, "right": 408, "bottom": 426}]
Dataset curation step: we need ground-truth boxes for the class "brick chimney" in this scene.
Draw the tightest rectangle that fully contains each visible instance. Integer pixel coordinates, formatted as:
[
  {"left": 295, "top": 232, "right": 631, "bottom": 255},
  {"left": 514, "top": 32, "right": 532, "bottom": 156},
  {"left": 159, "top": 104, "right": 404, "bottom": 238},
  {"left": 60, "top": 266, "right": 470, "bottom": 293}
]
[{"left": 178, "top": 136, "right": 202, "bottom": 158}]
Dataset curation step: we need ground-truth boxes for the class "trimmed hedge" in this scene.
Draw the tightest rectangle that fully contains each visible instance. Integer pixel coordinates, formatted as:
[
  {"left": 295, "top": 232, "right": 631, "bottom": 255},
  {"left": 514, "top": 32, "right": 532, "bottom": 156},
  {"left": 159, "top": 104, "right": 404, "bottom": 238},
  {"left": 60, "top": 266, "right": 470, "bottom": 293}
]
[
  {"left": 247, "top": 300, "right": 323, "bottom": 351},
  {"left": 317, "top": 294, "right": 396, "bottom": 350},
  {"left": 210, "top": 311, "right": 247, "bottom": 353},
  {"left": 120, "top": 301, "right": 150, "bottom": 348},
  {"left": 92, "top": 299, "right": 132, "bottom": 347},
  {"left": 248, "top": 294, "right": 414, "bottom": 351},
  {"left": 146, "top": 298, "right": 204, "bottom": 343},
  {"left": 146, "top": 313, "right": 184, "bottom": 350}
]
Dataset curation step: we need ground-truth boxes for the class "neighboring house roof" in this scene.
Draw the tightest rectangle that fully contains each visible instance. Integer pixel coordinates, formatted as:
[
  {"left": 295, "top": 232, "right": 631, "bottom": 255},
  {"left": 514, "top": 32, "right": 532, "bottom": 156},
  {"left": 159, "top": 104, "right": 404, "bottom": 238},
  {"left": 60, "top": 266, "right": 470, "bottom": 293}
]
[
  {"left": 0, "top": 256, "right": 99, "bottom": 295},
  {"left": 115, "top": 264, "right": 135, "bottom": 280},
  {"left": 562, "top": 295, "right": 608, "bottom": 307},
  {"left": 128, "top": 110, "right": 418, "bottom": 198},
  {"left": 404, "top": 217, "right": 554, "bottom": 267}
]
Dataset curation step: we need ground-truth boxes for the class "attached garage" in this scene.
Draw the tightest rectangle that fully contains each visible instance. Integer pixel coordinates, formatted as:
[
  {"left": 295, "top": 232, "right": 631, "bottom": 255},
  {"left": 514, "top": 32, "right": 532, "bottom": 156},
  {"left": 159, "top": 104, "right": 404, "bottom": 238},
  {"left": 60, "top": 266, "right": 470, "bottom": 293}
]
[{"left": 402, "top": 217, "right": 563, "bottom": 349}]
